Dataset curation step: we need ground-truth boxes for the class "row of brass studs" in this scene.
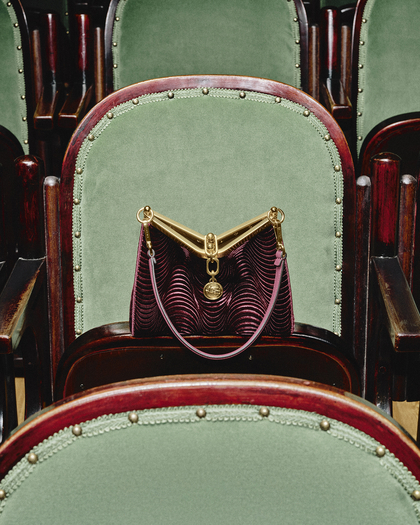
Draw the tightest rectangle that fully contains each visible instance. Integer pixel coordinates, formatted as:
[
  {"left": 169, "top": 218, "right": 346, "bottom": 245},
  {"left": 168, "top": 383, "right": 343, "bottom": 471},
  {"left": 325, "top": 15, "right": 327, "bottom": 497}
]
[
  {"left": 1, "top": 407, "right": 418, "bottom": 502},
  {"left": 356, "top": 17, "right": 368, "bottom": 142},
  {"left": 7, "top": 2, "right": 28, "bottom": 144}
]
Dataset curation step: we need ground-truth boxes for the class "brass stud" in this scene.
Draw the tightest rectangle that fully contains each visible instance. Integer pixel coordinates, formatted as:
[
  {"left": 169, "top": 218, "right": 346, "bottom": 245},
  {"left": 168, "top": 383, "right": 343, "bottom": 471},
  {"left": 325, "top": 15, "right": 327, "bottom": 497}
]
[
  {"left": 358, "top": 136, "right": 363, "bottom": 141},
  {"left": 259, "top": 407, "right": 270, "bottom": 417},
  {"left": 295, "top": 63, "right": 300, "bottom": 68},
  {"left": 24, "top": 139, "right": 28, "bottom": 145},
  {"left": 336, "top": 265, "right": 342, "bottom": 271},
  {"left": 375, "top": 446, "right": 385, "bottom": 457},
  {"left": 17, "top": 45, "right": 22, "bottom": 50},
  {"left": 334, "top": 165, "right": 341, "bottom": 172},
  {"left": 362, "top": 18, "right": 367, "bottom": 23},
  {"left": 132, "top": 98, "right": 139, "bottom": 105},
  {"left": 65, "top": 11, "right": 69, "bottom": 16},
  {"left": 18, "top": 68, "right": 23, "bottom": 73},
  {"left": 115, "top": 16, "right": 120, "bottom": 21},
  {"left": 196, "top": 408, "right": 206, "bottom": 418},
  {"left": 76, "top": 329, "right": 82, "bottom": 335},
  {"left": 295, "top": 39, "right": 300, "bottom": 44},
  {"left": 239, "top": 91, "right": 246, "bottom": 99},
  {"left": 75, "top": 231, "right": 81, "bottom": 238},
  {"left": 7, "top": 2, "right": 11, "bottom": 6},
  {"left": 334, "top": 331, "right": 339, "bottom": 336},
  {"left": 324, "top": 134, "right": 331, "bottom": 141},
  {"left": 320, "top": 420, "right": 330, "bottom": 431},
  {"left": 88, "top": 134, "right": 95, "bottom": 141},
  {"left": 75, "top": 265, "right": 81, "bottom": 272},
  {"left": 27, "top": 452, "right": 38, "bottom": 464},
  {"left": 303, "top": 110, "right": 310, "bottom": 117},
  {"left": 335, "top": 298, "right": 341, "bottom": 305},
  {"left": 275, "top": 97, "right": 281, "bottom": 103},
  {"left": 74, "top": 198, "right": 80, "bottom": 205},
  {"left": 359, "top": 64, "right": 363, "bottom": 69},
  {"left": 0, "top": 489, "right": 5, "bottom": 500},
  {"left": 76, "top": 297, "right": 82, "bottom": 303},
  {"left": 202, "top": 87, "right": 209, "bottom": 95},
  {"left": 21, "top": 95, "right": 25, "bottom": 100},
  {"left": 14, "top": 22, "right": 18, "bottom": 28},
  {"left": 107, "top": 112, "right": 114, "bottom": 119},
  {"left": 411, "top": 490, "right": 420, "bottom": 501},
  {"left": 22, "top": 117, "right": 27, "bottom": 121},
  {"left": 358, "top": 88, "right": 363, "bottom": 93},
  {"left": 357, "top": 112, "right": 362, "bottom": 117},
  {"left": 335, "top": 232, "right": 341, "bottom": 238},
  {"left": 293, "top": 17, "right": 298, "bottom": 22},
  {"left": 128, "top": 412, "right": 139, "bottom": 423},
  {"left": 336, "top": 197, "right": 342, "bottom": 204},
  {"left": 167, "top": 91, "right": 174, "bottom": 99},
  {"left": 76, "top": 167, "right": 83, "bottom": 174},
  {"left": 113, "top": 63, "right": 118, "bottom": 68},
  {"left": 360, "top": 41, "right": 365, "bottom": 46},
  {"left": 113, "top": 42, "right": 117, "bottom": 47},
  {"left": 72, "top": 424, "right": 82, "bottom": 436}
]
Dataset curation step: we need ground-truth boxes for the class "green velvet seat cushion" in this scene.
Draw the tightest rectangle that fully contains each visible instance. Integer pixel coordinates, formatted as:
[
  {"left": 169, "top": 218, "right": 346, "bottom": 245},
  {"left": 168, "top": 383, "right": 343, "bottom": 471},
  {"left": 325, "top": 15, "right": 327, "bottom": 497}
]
[
  {"left": 1, "top": 405, "right": 419, "bottom": 524},
  {"left": 356, "top": 0, "right": 420, "bottom": 156},
  {"left": 0, "top": 0, "right": 29, "bottom": 152},
  {"left": 112, "top": 0, "right": 301, "bottom": 89},
  {"left": 72, "top": 89, "right": 343, "bottom": 337}
]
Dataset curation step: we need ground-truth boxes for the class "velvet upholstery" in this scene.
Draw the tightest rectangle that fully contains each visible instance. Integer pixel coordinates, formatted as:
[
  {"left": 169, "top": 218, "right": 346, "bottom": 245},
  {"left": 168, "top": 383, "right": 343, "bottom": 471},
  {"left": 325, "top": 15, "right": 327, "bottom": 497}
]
[
  {"left": 0, "top": 0, "right": 29, "bottom": 153},
  {"left": 1, "top": 376, "right": 419, "bottom": 524},
  {"left": 111, "top": 0, "right": 302, "bottom": 89},
  {"left": 71, "top": 87, "right": 344, "bottom": 338},
  {"left": 356, "top": 0, "right": 420, "bottom": 156}
]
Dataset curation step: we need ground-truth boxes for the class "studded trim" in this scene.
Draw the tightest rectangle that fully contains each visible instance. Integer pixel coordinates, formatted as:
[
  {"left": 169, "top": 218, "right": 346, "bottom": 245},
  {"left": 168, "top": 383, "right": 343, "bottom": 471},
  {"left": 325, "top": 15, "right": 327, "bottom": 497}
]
[
  {"left": 0, "top": 404, "right": 419, "bottom": 519},
  {"left": 72, "top": 88, "right": 343, "bottom": 336},
  {"left": 1, "top": 0, "right": 28, "bottom": 153},
  {"left": 356, "top": 0, "right": 376, "bottom": 157}
]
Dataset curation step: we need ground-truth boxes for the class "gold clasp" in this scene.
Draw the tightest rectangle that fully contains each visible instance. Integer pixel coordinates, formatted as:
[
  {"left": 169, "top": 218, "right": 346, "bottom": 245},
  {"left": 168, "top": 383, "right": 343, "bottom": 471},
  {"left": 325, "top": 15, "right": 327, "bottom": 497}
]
[
  {"left": 268, "top": 206, "right": 286, "bottom": 254},
  {"left": 137, "top": 206, "right": 154, "bottom": 251},
  {"left": 203, "top": 233, "right": 223, "bottom": 300}
]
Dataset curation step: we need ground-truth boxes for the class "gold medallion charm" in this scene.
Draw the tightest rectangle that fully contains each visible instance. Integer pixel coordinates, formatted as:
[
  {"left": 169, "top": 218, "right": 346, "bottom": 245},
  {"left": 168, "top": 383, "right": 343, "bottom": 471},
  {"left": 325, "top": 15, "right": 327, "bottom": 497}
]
[{"left": 203, "top": 278, "right": 223, "bottom": 301}]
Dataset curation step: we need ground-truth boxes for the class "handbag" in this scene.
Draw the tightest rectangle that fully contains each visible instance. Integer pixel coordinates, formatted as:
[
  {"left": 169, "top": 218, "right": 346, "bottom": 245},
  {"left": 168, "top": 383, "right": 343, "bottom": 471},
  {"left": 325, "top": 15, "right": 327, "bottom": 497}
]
[{"left": 130, "top": 206, "right": 294, "bottom": 360}]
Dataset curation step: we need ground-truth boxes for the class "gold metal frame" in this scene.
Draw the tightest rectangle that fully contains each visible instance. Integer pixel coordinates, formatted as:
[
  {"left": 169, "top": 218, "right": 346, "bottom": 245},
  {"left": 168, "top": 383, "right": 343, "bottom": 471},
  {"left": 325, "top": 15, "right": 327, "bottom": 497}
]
[{"left": 137, "top": 206, "right": 285, "bottom": 259}]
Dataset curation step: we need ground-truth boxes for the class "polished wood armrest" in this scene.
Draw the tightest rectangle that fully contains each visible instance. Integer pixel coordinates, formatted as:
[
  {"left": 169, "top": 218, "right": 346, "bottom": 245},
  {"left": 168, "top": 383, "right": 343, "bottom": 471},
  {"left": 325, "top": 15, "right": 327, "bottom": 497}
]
[
  {"left": 372, "top": 256, "right": 420, "bottom": 353},
  {"left": 0, "top": 258, "right": 46, "bottom": 355},
  {"left": 321, "top": 77, "right": 352, "bottom": 120},
  {"left": 57, "top": 83, "right": 93, "bottom": 129},
  {"left": 34, "top": 84, "right": 64, "bottom": 131}
]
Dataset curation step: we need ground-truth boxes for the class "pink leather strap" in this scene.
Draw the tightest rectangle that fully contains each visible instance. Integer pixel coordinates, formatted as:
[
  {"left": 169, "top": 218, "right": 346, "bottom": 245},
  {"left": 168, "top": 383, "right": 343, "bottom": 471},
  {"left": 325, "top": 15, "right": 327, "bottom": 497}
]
[{"left": 148, "top": 250, "right": 286, "bottom": 360}]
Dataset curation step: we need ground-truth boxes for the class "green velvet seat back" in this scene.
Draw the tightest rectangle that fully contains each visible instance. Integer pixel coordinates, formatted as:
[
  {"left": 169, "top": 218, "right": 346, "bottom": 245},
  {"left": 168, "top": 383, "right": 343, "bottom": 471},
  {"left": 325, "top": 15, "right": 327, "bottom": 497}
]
[
  {"left": 111, "top": 0, "right": 302, "bottom": 89},
  {"left": 356, "top": 0, "right": 420, "bottom": 156},
  {"left": 71, "top": 87, "right": 344, "bottom": 338},
  {"left": 0, "top": 0, "right": 29, "bottom": 153},
  {"left": 1, "top": 404, "right": 419, "bottom": 524}
]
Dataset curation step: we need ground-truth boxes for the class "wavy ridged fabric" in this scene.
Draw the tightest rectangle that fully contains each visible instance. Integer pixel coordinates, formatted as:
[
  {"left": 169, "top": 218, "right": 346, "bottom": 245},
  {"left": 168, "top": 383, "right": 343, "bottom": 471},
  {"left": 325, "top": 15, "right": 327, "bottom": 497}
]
[{"left": 130, "top": 224, "right": 294, "bottom": 338}]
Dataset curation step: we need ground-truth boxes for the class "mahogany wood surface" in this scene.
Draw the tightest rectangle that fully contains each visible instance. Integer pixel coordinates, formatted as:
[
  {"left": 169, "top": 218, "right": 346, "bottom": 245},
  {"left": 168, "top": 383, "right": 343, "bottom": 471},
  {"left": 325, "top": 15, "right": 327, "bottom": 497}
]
[
  {"left": 54, "top": 322, "right": 360, "bottom": 400},
  {"left": 373, "top": 257, "right": 420, "bottom": 354},
  {"left": 398, "top": 175, "right": 417, "bottom": 288},
  {"left": 1, "top": 374, "right": 419, "bottom": 481},
  {"left": 370, "top": 153, "right": 400, "bottom": 257},
  {"left": 354, "top": 175, "right": 371, "bottom": 398},
  {"left": 308, "top": 23, "right": 320, "bottom": 101},
  {"left": 60, "top": 75, "right": 356, "bottom": 352}
]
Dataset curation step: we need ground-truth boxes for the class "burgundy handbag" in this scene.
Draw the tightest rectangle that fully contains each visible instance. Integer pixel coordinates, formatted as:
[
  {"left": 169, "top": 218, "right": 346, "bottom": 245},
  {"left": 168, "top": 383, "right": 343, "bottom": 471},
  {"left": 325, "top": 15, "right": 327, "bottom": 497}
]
[{"left": 130, "top": 206, "right": 294, "bottom": 360}]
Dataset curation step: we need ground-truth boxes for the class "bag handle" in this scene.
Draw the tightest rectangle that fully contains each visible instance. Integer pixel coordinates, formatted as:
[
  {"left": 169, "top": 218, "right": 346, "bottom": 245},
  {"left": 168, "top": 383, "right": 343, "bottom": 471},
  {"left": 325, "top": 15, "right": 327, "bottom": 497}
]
[{"left": 148, "top": 249, "right": 286, "bottom": 360}]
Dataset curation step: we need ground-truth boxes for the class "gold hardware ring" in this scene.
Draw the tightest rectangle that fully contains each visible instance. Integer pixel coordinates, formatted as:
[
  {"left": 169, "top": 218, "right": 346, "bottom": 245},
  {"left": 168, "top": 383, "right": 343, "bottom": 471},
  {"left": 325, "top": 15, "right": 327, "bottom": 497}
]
[
  {"left": 268, "top": 207, "right": 285, "bottom": 225},
  {"left": 137, "top": 206, "right": 154, "bottom": 224}
]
